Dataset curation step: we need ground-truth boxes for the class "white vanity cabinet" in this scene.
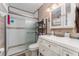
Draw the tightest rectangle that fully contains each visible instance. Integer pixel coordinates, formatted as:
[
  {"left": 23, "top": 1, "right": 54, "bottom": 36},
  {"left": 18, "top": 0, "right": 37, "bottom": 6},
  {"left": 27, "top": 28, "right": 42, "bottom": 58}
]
[{"left": 38, "top": 36, "right": 79, "bottom": 56}]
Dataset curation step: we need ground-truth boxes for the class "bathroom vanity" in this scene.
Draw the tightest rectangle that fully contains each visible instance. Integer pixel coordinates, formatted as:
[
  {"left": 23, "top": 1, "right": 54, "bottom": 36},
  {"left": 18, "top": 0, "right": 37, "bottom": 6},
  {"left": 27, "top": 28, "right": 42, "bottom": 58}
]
[{"left": 38, "top": 35, "right": 79, "bottom": 56}]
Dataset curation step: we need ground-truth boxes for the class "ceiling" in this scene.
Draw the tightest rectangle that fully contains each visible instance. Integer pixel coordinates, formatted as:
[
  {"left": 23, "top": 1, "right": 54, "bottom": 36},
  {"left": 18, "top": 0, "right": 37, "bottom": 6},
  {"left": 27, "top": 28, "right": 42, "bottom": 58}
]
[{"left": 9, "top": 3, "right": 43, "bottom": 13}]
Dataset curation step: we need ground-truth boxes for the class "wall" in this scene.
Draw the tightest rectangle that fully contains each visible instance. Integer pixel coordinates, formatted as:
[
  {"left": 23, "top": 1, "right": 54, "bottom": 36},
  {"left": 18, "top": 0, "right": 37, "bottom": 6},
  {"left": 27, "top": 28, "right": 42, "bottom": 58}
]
[
  {"left": 0, "top": 3, "right": 8, "bottom": 13},
  {"left": 38, "top": 3, "right": 53, "bottom": 33},
  {"left": 38, "top": 3, "right": 52, "bottom": 21},
  {"left": 33, "top": 11, "right": 38, "bottom": 19},
  {"left": 0, "top": 14, "right": 4, "bottom": 48},
  {"left": 0, "top": 3, "right": 8, "bottom": 55},
  {"left": 38, "top": 3, "right": 76, "bottom": 34}
]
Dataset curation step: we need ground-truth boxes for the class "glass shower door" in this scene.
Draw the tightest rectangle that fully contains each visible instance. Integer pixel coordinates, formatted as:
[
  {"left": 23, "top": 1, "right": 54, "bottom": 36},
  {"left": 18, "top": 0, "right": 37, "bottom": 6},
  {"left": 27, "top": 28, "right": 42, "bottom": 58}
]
[
  {"left": 25, "top": 18, "right": 37, "bottom": 45},
  {"left": 6, "top": 15, "right": 38, "bottom": 55}
]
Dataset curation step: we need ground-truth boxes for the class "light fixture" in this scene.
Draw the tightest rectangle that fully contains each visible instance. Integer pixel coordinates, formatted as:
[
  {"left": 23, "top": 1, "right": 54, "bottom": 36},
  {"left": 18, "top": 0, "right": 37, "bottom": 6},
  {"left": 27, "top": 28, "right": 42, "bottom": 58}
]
[
  {"left": 47, "top": 8, "right": 51, "bottom": 12},
  {"left": 52, "top": 4, "right": 63, "bottom": 10},
  {"left": 47, "top": 3, "right": 63, "bottom": 12},
  {"left": 51, "top": 4, "right": 58, "bottom": 10}
]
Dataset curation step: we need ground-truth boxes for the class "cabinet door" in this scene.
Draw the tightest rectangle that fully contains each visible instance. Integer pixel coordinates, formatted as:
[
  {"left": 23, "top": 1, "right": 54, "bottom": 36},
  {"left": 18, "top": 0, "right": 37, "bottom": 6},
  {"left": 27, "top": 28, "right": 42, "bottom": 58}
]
[
  {"left": 39, "top": 39, "right": 62, "bottom": 56},
  {"left": 39, "top": 44, "right": 58, "bottom": 56},
  {"left": 49, "top": 42, "right": 62, "bottom": 55},
  {"left": 62, "top": 48, "right": 78, "bottom": 56}
]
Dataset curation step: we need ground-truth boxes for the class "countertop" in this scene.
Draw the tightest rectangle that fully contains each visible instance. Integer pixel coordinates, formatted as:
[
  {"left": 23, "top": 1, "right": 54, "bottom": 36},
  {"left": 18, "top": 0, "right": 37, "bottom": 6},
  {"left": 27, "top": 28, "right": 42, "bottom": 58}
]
[{"left": 39, "top": 35, "right": 79, "bottom": 52}]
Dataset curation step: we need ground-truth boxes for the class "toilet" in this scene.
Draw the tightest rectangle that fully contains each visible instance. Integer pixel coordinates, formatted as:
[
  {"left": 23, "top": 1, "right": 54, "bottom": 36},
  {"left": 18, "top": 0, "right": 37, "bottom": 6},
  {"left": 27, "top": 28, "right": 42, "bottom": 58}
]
[
  {"left": 28, "top": 43, "right": 39, "bottom": 56},
  {"left": 0, "top": 48, "right": 4, "bottom": 56}
]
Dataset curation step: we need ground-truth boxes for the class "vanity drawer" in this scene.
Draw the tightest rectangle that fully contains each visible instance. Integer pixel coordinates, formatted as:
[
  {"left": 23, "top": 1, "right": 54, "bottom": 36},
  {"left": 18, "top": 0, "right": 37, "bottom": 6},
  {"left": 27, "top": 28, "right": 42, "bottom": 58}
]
[
  {"left": 39, "top": 44, "right": 58, "bottom": 56},
  {"left": 62, "top": 48, "right": 78, "bottom": 56}
]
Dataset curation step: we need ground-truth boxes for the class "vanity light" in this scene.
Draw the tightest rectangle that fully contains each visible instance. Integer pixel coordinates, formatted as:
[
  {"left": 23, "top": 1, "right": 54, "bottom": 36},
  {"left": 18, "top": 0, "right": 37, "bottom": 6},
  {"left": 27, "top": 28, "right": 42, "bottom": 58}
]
[
  {"left": 51, "top": 4, "right": 58, "bottom": 10},
  {"left": 47, "top": 8, "right": 51, "bottom": 12},
  {"left": 47, "top": 4, "right": 59, "bottom": 12},
  {"left": 52, "top": 4, "right": 63, "bottom": 10},
  {"left": 47, "top": 3, "right": 63, "bottom": 12}
]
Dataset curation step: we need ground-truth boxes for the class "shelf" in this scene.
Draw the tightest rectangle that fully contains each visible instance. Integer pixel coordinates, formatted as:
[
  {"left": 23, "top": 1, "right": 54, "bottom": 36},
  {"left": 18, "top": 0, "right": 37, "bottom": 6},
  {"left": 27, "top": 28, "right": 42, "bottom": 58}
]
[{"left": 38, "top": 19, "right": 47, "bottom": 35}]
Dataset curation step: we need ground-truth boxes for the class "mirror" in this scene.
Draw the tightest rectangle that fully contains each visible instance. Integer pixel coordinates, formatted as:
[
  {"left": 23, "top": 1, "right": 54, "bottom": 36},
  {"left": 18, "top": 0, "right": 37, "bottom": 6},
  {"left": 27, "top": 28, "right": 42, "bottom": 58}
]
[
  {"left": 51, "top": 7, "right": 61, "bottom": 26},
  {"left": 50, "top": 3, "right": 72, "bottom": 29}
]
